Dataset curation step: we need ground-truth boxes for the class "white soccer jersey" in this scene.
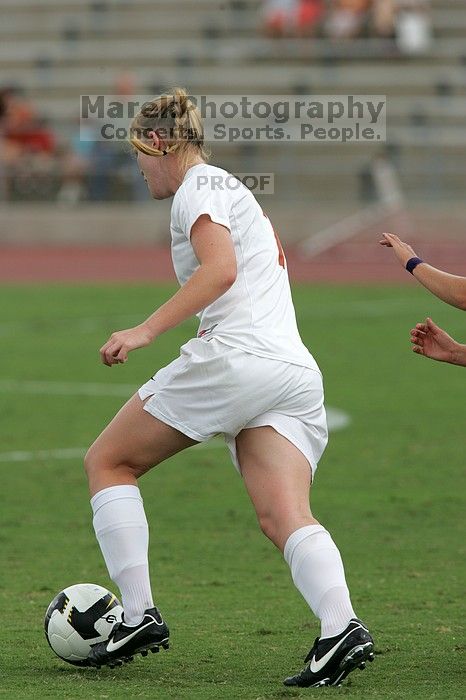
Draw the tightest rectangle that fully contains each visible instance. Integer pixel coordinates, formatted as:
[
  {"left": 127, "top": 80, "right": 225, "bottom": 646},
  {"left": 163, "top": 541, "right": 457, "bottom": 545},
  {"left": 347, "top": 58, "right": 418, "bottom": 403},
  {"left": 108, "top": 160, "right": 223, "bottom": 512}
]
[{"left": 170, "top": 163, "right": 320, "bottom": 371}]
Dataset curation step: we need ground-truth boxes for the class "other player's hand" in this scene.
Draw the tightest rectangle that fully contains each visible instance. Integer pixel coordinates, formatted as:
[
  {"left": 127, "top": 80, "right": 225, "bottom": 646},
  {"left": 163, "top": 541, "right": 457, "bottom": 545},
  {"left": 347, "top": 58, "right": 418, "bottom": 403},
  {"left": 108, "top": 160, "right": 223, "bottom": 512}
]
[
  {"left": 410, "top": 318, "right": 458, "bottom": 364},
  {"left": 379, "top": 232, "right": 417, "bottom": 267},
  {"left": 100, "top": 324, "right": 155, "bottom": 366}
]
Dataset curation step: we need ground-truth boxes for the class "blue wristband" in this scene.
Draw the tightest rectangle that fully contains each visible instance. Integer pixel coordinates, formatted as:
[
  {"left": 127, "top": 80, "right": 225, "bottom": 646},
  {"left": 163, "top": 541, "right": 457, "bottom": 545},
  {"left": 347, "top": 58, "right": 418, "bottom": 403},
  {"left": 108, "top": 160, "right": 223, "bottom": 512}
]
[{"left": 406, "top": 257, "right": 424, "bottom": 274}]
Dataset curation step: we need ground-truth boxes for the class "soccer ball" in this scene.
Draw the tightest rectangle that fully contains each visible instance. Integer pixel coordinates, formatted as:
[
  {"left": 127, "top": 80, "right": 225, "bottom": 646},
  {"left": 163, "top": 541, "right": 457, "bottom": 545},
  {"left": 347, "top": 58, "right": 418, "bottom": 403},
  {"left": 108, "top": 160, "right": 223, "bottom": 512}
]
[{"left": 44, "top": 583, "right": 123, "bottom": 665}]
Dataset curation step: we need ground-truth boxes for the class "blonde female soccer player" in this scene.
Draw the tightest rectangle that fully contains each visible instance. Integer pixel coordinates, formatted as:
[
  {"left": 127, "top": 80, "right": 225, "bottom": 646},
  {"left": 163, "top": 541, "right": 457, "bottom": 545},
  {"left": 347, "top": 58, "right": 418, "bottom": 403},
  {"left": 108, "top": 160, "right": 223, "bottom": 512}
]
[{"left": 84, "top": 89, "right": 374, "bottom": 686}]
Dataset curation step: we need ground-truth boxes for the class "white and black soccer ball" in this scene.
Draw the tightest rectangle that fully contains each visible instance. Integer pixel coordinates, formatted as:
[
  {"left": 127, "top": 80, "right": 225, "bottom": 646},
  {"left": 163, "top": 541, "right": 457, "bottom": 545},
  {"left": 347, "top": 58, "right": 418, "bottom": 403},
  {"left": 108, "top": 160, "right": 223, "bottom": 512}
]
[{"left": 44, "top": 583, "right": 123, "bottom": 665}]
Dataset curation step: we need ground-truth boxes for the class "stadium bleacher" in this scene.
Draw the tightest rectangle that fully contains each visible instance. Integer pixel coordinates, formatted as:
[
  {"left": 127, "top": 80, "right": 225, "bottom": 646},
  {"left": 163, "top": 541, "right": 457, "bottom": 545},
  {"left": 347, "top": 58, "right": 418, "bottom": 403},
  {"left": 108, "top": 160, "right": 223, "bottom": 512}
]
[{"left": 0, "top": 0, "right": 465, "bottom": 240}]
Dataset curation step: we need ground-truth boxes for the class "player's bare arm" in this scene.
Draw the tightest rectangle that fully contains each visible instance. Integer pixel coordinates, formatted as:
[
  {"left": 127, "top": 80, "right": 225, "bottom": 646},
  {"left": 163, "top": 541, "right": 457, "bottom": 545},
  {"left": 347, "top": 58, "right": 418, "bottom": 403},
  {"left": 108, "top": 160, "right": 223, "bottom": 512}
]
[
  {"left": 100, "top": 215, "right": 236, "bottom": 366},
  {"left": 380, "top": 232, "right": 466, "bottom": 311},
  {"left": 410, "top": 318, "right": 466, "bottom": 366}
]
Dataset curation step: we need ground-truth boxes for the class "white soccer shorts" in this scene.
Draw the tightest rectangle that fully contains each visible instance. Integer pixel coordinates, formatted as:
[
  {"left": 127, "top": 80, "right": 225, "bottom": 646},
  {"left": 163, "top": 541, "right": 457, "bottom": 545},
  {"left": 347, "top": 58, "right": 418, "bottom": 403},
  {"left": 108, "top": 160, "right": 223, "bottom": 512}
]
[{"left": 138, "top": 337, "right": 328, "bottom": 477}]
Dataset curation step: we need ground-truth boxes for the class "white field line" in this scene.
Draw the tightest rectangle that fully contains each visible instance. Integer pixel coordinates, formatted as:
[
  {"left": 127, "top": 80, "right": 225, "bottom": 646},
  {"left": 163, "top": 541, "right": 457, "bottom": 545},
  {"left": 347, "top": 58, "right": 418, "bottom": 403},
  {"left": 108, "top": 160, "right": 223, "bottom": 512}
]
[
  {"left": 0, "top": 408, "right": 349, "bottom": 464},
  {"left": 326, "top": 407, "right": 351, "bottom": 431},
  {"left": 0, "top": 444, "right": 221, "bottom": 463},
  {"left": 0, "top": 447, "right": 87, "bottom": 463},
  {"left": 0, "top": 381, "right": 352, "bottom": 429}
]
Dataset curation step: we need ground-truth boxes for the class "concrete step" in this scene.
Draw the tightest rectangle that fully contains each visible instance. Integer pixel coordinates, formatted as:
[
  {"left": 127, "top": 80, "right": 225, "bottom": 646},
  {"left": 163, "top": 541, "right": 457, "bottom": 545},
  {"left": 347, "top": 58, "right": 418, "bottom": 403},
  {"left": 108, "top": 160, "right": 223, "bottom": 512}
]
[
  {"left": 0, "top": 0, "right": 249, "bottom": 10},
  {"left": 1, "top": 38, "right": 465, "bottom": 68},
  {"left": 6, "top": 62, "right": 466, "bottom": 95}
]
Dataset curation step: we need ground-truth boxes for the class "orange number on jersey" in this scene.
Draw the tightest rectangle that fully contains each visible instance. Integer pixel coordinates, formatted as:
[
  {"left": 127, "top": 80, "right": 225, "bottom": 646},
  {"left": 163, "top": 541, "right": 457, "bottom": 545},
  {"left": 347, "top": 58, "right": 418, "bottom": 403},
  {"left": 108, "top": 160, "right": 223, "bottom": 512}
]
[
  {"left": 273, "top": 229, "right": 286, "bottom": 269},
  {"left": 263, "top": 211, "right": 286, "bottom": 269}
]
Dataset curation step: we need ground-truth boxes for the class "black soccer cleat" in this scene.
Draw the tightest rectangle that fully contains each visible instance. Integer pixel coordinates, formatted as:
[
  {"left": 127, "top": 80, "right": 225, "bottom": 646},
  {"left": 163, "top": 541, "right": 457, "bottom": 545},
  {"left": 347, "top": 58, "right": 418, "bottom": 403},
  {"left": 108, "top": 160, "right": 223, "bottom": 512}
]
[
  {"left": 284, "top": 618, "right": 374, "bottom": 688},
  {"left": 87, "top": 607, "right": 169, "bottom": 668}
]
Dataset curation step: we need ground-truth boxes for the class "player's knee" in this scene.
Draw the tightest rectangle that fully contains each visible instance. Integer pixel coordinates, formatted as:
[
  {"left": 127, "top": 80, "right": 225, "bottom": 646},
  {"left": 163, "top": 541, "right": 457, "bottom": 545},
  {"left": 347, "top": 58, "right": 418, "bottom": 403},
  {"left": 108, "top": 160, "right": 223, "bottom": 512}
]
[
  {"left": 84, "top": 444, "right": 120, "bottom": 478},
  {"left": 257, "top": 512, "right": 279, "bottom": 544},
  {"left": 83, "top": 445, "right": 103, "bottom": 479},
  {"left": 84, "top": 444, "right": 145, "bottom": 481},
  {"left": 257, "top": 510, "right": 313, "bottom": 550}
]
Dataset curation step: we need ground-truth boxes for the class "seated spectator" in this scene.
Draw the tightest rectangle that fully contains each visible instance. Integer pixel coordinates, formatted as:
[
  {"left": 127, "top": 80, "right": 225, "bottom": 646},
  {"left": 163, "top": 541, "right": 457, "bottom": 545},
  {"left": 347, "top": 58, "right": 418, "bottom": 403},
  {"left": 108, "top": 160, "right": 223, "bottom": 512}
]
[
  {"left": 297, "top": 0, "right": 325, "bottom": 36},
  {"left": 395, "top": 0, "right": 431, "bottom": 54},
  {"left": 263, "top": 0, "right": 295, "bottom": 37},
  {"left": 57, "top": 124, "right": 94, "bottom": 205},
  {"left": 2, "top": 86, "right": 56, "bottom": 155},
  {"left": 1, "top": 85, "right": 59, "bottom": 200},
  {"left": 7, "top": 117, "right": 56, "bottom": 155},
  {"left": 263, "top": 0, "right": 324, "bottom": 38},
  {"left": 372, "top": 0, "right": 396, "bottom": 38},
  {"left": 325, "top": 0, "right": 371, "bottom": 40}
]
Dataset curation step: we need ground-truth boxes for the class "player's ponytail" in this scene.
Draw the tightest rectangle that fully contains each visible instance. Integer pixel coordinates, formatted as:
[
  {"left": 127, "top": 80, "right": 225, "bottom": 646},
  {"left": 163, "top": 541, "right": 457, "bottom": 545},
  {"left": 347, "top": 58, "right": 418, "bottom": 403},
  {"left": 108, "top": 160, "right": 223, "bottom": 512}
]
[{"left": 129, "top": 88, "right": 209, "bottom": 166}]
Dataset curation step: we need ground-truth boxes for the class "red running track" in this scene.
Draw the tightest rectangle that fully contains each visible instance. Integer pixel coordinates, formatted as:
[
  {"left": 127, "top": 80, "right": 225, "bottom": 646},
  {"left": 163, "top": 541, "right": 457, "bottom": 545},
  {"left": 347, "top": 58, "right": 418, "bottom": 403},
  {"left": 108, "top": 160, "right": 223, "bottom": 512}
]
[{"left": 0, "top": 242, "right": 465, "bottom": 284}]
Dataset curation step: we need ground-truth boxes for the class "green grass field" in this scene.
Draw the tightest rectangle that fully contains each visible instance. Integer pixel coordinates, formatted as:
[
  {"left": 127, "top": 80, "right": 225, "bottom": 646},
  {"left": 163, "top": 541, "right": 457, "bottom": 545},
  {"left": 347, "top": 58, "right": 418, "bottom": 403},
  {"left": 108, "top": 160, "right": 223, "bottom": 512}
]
[{"left": 1, "top": 284, "right": 464, "bottom": 699}]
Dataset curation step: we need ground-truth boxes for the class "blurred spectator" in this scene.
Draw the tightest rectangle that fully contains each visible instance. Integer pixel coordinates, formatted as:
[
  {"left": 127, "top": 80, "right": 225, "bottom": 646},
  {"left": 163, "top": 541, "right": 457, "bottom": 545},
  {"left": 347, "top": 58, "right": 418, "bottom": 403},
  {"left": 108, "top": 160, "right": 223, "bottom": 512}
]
[
  {"left": 325, "top": 0, "right": 371, "bottom": 40},
  {"left": 2, "top": 86, "right": 56, "bottom": 155},
  {"left": 396, "top": 0, "right": 432, "bottom": 55},
  {"left": 263, "top": 0, "right": 296, "bottom": 37},
  {"left": 323, "top": 0, "right": 431, "bottom": 45},
  {"left": 262, "top": 0, "right": 431, "bottom": 43},
  {"left": 372, "top": 0, "right": 396, "bottom": 38},
  {"left": 0, "top": 74, "right": 149, "bottom": 204},
  {"left": 57, "top": 123, "right": 94, "bottom": 205},
  {"left": 7, "top": 117, "right": 56, "bottom": 155},
  {"left": 297, "top": 0, "right": 325, "bottom": 36},
  {"left": 85, "top": 71, "right": 149, "bottom": 202},
  {"left": 263, "top": 0, "right": 325, "bottom": 38},
  {"left": 0, "top": 86, "right": 60, "bottom": 201}
]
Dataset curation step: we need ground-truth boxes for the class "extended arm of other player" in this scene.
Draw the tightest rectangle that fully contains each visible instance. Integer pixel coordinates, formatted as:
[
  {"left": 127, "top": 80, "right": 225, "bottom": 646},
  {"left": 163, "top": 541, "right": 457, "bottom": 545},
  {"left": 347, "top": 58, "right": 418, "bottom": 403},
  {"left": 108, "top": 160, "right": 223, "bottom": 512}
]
[
  {"left": 380, "top": 232, "right": 466, "bottom": 311},
  {"left": 100, "top": 215, "right": 236, "bottom": 366},
  {"left": 410, "top": 317, "right": 466, "bottom": 367}
]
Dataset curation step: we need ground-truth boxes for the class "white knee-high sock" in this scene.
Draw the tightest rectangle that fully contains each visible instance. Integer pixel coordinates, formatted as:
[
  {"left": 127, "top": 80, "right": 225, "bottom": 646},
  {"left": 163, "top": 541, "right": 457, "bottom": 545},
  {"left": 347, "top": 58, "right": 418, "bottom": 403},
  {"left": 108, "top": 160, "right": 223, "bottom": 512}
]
[
  {"left": 284, "top": 524, "right": 357, "bottom": 638},
  {"left": 91, "top": 485, "right": 154, "bottom": 626}
]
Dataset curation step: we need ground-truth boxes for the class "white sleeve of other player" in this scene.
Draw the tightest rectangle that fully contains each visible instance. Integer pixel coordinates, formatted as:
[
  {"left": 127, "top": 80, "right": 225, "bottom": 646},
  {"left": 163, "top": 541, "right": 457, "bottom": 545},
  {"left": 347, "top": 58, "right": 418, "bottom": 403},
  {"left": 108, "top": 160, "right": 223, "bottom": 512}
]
[{"left": 177, "top": 175, "right": 232, "bottom": 240}]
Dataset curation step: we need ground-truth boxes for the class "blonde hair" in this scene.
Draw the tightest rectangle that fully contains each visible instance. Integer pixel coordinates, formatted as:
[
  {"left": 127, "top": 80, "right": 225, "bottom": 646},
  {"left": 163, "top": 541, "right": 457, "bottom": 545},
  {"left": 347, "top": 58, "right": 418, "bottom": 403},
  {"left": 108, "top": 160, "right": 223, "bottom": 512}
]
[{"left": 129, "top": 88, "right": 209, "bottom": 166}]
